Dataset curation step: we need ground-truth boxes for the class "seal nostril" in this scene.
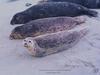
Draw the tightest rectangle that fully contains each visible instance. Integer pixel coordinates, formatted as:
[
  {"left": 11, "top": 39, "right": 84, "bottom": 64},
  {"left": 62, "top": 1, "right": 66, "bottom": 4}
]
[
  {"left": 25, "top": 43, "right": 27, "bottom": 45},
  {"left": 24, "top": 43, "right": 28, "bottom": 47}
]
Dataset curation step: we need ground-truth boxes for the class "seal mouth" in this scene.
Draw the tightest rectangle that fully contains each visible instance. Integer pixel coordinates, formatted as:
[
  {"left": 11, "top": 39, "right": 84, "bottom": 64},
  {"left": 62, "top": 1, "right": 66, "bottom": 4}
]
[
  {"left": 24, "top": 45, "right": 36, "bottom": 56},
  {"left": 10, "top": 33, "right": 24, "bottom": 40}
]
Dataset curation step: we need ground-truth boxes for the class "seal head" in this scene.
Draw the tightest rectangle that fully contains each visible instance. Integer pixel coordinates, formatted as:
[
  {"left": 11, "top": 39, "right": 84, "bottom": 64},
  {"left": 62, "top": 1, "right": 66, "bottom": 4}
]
[
  {"left": 23, "top": 38, "right": 46, "bottom": 57},
  {"left": 10, "top": 13, "right": 32, "bottom": 25},
  {"left": 10, "top": 25, "right": 39, "bottom": 39}
]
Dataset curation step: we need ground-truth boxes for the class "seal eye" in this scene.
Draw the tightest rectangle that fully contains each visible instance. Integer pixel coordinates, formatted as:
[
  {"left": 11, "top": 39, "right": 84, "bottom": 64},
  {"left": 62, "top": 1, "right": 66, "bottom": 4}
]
[
  {"left": 29, "top": 40, "right": 32, "bottom": 43},
  {"left": 24, "top": 40, "right": 27, "bottom": 42}
]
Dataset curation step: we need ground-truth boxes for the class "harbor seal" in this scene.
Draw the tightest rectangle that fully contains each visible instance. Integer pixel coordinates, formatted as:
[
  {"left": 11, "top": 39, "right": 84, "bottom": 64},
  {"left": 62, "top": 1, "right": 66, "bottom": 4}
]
[
  {"left": 10, "top": 16, "right": 86, "bottom": 39},
  {"left": 10, "top": 2, "right": 97, "bottom": 25},
  {"left": 39, "top": 0, "right": 100, "bottom": 8},
  {"left": 23, "top": 29, "right": 88, "bottom": 57}
]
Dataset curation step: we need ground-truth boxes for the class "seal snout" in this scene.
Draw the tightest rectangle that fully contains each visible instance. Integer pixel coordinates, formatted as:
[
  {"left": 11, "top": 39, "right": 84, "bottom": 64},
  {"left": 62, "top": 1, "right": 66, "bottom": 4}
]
[
  {"left": 10, "top": 20, "right": 14, "bottom": 25},
  {"left": 24, "top": 42, "right": 28, "bottom": 47},
  {"left": 23, "top": 39, "right": 29, "bottom": 48},
  {"left": 10, "top": 32, "right": 23, "bottom": 40},
  {"left": 10, "top": 15, "right": 17, "bottom": 25}
]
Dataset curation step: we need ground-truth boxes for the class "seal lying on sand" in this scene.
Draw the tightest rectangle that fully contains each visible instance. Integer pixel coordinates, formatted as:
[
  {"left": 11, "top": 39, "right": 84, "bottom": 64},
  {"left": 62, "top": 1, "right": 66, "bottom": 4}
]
[
  {"left": 23, "top": 29, "right": 88, "bottom": 57},
  {"left": 10, "top": 2, "right": 97, "bottom": 25},
  {"left": 10, "top": 16, "right": 86, "bottom": 39},
  {"left": 39, "top": 0, "right": 100, "bottom": 8}
]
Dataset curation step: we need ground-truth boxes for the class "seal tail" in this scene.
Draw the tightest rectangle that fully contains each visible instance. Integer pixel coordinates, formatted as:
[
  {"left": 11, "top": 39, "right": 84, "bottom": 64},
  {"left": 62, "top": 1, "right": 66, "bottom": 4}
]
[
  {"left": 84, "top": 9, "right": 98, "bottom": 17},
  {"left": 74, "top": 16, "right": 86, "bottom": 24}
]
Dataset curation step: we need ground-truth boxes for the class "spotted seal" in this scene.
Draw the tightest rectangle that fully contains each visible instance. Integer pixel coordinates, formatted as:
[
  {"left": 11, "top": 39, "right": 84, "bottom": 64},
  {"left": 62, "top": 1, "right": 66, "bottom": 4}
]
[
  {"left": 23, "top": 29, "right": 88, "bottom": 57},
  {"left": 10, "top": 2, "right": 97, "bottom": 25},
  {"left": 10, "top": 16, "right": 86, "bottom": 39}
]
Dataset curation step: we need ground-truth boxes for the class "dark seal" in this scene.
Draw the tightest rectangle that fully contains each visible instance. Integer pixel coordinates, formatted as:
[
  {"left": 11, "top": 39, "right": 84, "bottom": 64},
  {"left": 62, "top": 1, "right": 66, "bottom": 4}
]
[
  {"left": 10, "top": 2, "right": 98, "bottom": 25},
  {"left": 39, "top": 0, "right": 100, "bottom": 8},
  {"left": 23, "top": 29, "right": 88, "bottom": 57},
  {"left": 10, "top": 16, "right": 86, "bottom": 39}
]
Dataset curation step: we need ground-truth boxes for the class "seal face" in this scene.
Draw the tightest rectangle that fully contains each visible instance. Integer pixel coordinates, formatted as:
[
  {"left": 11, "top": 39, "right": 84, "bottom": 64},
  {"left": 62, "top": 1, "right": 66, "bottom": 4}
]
[
  {"left": 10, "top": 13, "right": 33, "bottom": 25},
  {"left": 39, "top": 0, "right": 100, "bottom": 8},
  {"left": 23, "top": 38, "right": 46, "bottom": 57},
  {"left": 10, "top": 2, "right": 98, "bottom": 25},
  {"left": 23, "top": 29, "right": 88, "bottom": 57},
  {"left": 10, "top": 16, "right": 86, "bottom": 39}
]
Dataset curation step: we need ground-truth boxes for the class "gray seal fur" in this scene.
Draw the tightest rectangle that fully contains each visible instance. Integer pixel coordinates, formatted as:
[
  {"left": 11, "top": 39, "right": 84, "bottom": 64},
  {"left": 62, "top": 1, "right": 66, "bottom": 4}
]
[
  {"left": 39, "top": 0, "right": 100, "bottom": 8},
  {"left": 10, "top": 2, "right": 98, "bottom": 25},
  {"left": 10, "top": 16, "right": 86, "bottom": 39},
  {"left": 23, "top": 29, "right": 88, "bottom": 57}
]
